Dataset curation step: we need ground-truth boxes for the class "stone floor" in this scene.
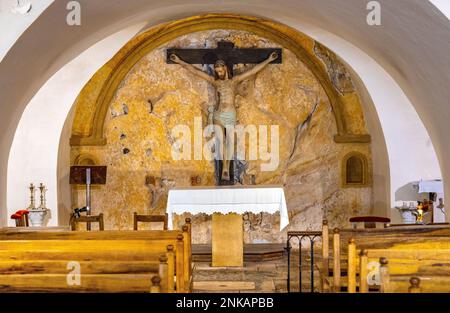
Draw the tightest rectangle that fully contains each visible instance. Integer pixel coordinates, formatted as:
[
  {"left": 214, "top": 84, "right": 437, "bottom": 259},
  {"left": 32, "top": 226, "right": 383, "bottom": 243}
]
[{"left": 192, "top": 251, "right": 322, "bottom": 293}]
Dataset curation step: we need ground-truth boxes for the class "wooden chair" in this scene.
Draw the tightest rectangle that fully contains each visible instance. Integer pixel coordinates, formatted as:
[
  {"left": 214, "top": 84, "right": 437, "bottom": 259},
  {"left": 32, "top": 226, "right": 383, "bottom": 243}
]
[
  {"left": 133, "top": 212, "right": 168, "bottom": 230},
  {"left": 11, "top": 210, "right": 29, "bottom": 227},
  {"left": 70, "top": 213, "right": 104, "bottom": 231},
  {"left": 349, "top": 216, "right": 390, "bottom": 229}
]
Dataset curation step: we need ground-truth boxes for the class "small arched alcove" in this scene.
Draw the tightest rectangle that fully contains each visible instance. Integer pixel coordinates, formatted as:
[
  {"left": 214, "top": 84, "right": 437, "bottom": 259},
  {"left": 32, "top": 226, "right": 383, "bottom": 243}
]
[{"left": 342, "top": 152, "right": 370, "bottom": 187}]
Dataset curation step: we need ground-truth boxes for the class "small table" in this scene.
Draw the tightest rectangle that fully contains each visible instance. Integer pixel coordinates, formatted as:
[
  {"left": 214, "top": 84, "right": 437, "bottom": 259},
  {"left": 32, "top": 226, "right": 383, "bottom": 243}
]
[{"left": 166, "top": 185, "right": 289, "bottom": 267}]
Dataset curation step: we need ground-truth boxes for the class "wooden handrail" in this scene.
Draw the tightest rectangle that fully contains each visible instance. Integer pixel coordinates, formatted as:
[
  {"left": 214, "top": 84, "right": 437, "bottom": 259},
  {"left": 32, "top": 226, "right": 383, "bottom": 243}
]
[
  {"left": 322, "top": 220, "right": 329, "bottom": 286},
  {"left": 359, "top": 250, "right": 369, "bottom": 293},
  {"left": 347, "top": 238, "right": 356, "bottom": 293},
  {"left": 379, "top": 257, "right": 390, "bottom": 293},
  {"left": 333, "top": 228, "right": 341, "bottom": 292}
]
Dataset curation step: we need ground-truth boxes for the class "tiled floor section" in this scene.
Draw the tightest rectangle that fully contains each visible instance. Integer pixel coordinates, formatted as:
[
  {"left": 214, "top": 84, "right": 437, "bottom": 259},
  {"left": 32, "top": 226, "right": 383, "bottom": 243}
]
[{"left": 193, "top": 252, "right": 321, "bottom": 293}]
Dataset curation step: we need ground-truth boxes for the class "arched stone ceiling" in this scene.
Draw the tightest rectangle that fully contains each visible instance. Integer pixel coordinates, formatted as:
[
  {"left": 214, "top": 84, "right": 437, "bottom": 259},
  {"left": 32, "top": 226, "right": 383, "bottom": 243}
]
[{"left": 1, "top": 0, "right": 449, "bottom": 225}]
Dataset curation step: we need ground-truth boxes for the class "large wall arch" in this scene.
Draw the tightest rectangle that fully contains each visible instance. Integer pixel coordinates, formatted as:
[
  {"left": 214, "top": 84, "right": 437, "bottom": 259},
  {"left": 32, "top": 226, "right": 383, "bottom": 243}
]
[
  {"left": 67, "top": 16, "right": 377, "bottom": 232},
  {"left": 69, "top": 14, "right": 370, "bottom": 147}
]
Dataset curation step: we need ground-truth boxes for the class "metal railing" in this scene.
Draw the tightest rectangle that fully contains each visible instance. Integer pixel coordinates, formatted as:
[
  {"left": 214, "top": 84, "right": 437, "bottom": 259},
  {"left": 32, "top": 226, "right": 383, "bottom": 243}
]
[{"left": 286, "top": 231, "right": 322, "bottom": 293}]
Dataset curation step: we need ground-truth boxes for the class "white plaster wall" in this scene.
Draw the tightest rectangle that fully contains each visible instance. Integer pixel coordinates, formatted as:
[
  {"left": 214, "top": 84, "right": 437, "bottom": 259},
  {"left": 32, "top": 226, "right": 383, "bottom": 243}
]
[
  {"left": 429, "top": 0, "right": 450, "bottom": 19},
  {"left": 0, "top": 0, "right": 53, "bottom": 61},
  {"left": 6, "top": 23, "right": 146, "bottom": 226}
]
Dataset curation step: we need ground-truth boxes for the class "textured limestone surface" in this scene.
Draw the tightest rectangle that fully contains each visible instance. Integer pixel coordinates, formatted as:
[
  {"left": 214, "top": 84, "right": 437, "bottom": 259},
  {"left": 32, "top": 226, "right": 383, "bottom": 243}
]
[{"left": 71, "top": 29, "right": 372, "bottom": 242}]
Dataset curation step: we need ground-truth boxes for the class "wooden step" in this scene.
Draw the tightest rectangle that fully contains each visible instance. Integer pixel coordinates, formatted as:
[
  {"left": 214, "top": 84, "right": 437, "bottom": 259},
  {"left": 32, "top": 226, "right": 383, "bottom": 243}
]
[{"left": 192, "top": 244, "right": 285, "bottom": 262}]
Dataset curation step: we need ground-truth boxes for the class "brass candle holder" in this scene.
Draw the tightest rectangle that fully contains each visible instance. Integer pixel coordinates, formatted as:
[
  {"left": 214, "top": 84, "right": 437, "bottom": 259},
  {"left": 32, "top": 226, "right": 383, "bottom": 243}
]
[
  {"left": 38, "top": 183, "right": 48, "bottom": 210},
  {"left": 27, "top": 183, "right": 36, "bottom": 210},
  {"left": 27, "top": 182, "right": 49, "bottom": 227}
]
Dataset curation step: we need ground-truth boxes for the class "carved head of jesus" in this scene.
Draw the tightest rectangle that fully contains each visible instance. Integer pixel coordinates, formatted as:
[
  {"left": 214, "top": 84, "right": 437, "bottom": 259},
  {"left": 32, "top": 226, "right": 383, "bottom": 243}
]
[{"left": 214, "top": 60, "right": 229, "bottom": 80}]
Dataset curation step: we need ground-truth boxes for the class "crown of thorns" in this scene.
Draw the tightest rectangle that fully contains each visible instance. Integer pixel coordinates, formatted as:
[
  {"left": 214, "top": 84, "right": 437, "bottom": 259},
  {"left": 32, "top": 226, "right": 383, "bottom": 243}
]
[{"left": 214, "top": 60, "right": 227, "bottom": 67}]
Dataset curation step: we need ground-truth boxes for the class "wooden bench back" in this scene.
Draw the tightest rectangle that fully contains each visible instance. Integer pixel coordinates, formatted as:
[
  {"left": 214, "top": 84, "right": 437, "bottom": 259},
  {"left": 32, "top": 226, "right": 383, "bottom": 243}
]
[
  {"left": 346, "top": 239, "right": 450, "bottom": 293},
  {"left": 0, "top": 235, "right": 167, "bottom": 292},
  {"left": 326, "top": 226, "right": 450, "bottom": 293},
  {"left": 0, "top": 228, "right": 192, "bottom": 293}
]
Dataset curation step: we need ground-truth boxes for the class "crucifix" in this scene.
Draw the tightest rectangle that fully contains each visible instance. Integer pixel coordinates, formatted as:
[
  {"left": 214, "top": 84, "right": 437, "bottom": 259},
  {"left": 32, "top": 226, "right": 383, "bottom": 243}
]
[{"left": 167, "top": 41, "right": 282, "bottom": 185}]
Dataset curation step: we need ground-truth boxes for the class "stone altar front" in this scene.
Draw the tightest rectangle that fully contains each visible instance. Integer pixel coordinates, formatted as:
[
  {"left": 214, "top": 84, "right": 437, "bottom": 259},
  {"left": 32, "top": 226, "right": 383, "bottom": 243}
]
[{"left": 166, "top": 185, "right": 289, "bottom": 266}]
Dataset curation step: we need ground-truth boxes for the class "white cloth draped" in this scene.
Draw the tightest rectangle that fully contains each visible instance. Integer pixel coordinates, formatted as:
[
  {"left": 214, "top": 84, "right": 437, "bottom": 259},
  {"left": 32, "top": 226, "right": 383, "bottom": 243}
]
[
  {"left": 418, "top": 180, "right": 443, "bottom": 193},
  {"left": 166, "top": 186, "right": 289, "bottom": 231}
]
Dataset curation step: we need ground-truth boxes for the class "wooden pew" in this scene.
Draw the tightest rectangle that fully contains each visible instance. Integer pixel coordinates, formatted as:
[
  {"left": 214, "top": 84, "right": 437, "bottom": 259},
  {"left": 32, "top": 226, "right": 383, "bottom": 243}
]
[
  {"left": 0, "top": 234, "right": 166, "bottom": 292},
  {"left": 0, "top": 228, "right": 192, "bottom": 293},
  {"left": 310, "top": 221, "right": 344, "bottom": 293},
  {"left": 346, "top": 236, "right": 450, "bottom": 293},
  {"left": 326, "top": 225, "right": 450, "bottom": 292},
  {"left": 0, "top": 218, "right": 193, "bottom": 292}
]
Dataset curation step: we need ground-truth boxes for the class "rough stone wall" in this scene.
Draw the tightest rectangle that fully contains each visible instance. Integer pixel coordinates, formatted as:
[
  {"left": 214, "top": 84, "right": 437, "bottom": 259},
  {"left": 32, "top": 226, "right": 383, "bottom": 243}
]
[{"left": 71, "top": 29, "right": 372, "bottom": 243}]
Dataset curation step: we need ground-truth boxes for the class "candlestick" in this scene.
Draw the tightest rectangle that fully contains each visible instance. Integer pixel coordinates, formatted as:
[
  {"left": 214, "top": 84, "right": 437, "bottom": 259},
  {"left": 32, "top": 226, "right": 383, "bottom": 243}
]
[
  {"left": 38, "top": 183, "right": 47, "bottom": 210},
  {"left": 27, "top": 183, "right": 36, "bottom": 210}
]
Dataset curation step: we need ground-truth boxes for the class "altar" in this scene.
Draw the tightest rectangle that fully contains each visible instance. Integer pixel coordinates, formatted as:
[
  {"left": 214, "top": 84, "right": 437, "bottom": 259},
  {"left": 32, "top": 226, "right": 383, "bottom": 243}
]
[{"left": 166, "top": 185, "right": 289, "bottom": 267}]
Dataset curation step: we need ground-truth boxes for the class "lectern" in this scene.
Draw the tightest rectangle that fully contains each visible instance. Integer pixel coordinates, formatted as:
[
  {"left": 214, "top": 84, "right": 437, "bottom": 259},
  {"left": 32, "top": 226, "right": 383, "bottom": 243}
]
[{"left": 70, "top": 166, "right": 107, "bottom": 230}]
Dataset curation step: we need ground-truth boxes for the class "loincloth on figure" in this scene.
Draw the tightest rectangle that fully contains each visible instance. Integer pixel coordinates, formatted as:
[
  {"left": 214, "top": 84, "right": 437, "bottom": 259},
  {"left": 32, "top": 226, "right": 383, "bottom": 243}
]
[{"left": 213, "top": 110, "right": 236, "bottom": 127}]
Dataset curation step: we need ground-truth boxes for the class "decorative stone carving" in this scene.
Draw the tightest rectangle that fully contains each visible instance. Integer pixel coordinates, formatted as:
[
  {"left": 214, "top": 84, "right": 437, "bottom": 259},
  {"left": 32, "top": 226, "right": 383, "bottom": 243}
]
[{"left": 314, "top": 41, "right": 355, "bottom": 95}]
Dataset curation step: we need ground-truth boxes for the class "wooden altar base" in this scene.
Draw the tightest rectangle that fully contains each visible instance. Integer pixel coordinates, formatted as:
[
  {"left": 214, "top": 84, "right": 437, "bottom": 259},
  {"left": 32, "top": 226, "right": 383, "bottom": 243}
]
[{"left": 192, "top": 243, "right": 285, "bottom": 263}]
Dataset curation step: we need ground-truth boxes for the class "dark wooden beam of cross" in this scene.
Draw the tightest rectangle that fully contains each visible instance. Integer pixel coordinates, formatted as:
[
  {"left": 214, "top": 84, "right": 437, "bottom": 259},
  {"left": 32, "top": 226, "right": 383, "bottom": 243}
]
[{"left": 166, "top": 41, "right": 282, "bottom": 66}]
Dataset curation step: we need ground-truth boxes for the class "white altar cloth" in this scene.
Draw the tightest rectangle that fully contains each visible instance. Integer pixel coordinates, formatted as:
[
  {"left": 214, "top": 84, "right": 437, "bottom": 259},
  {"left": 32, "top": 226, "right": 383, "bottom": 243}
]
[
  {"left": 166, "top": 185, "right": 289, "bottom": 231},
  {"left": 418, "top": 179, "right": 444, "bottom": 194}
]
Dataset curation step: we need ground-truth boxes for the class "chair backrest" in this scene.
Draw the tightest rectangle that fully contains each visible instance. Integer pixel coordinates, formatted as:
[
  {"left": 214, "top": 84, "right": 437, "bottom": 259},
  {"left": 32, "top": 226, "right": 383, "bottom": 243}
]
[
  {"left": 70, "top": 213, "right": 104, "bottom": 231},
  {"left": 349, "top": 216, "right": 391, "bottom": 229},
  {"left": 133, "top": 212, "right": 168, "bottom": 230},
  {"left": 11, "top": 210, "right": 29, "bottom": 227}
]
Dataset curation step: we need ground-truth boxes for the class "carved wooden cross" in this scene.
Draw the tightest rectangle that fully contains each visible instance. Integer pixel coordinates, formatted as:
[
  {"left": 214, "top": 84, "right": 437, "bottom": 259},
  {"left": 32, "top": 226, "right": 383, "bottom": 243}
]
[
  {"left": 166, "top": 41, "right": 282, "bottom": 186},
  {"left": 166, "top": 41, "right": 282, "bottom": 71}
]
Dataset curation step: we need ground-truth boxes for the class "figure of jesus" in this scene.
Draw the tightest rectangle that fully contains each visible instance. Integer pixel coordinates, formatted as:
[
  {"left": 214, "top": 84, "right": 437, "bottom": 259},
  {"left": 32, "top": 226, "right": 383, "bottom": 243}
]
[{"left": 170, "top": 51, "right": 278, "bottom": 181}]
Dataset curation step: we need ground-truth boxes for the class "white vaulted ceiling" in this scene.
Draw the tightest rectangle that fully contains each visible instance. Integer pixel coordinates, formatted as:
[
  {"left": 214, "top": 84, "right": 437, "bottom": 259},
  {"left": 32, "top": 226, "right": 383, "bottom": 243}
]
[{"left": 0, "top": 0, "right": 449, "bottom": 225}]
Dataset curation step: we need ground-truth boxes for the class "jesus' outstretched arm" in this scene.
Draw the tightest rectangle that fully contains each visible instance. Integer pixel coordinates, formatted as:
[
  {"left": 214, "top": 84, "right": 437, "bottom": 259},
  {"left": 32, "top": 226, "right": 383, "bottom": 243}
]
[
  {"left": 170, "top": 54, "right": 215, "bottom": 84},
  {"left": 233, "top": 52, "right": 278, "bottom": 83}
]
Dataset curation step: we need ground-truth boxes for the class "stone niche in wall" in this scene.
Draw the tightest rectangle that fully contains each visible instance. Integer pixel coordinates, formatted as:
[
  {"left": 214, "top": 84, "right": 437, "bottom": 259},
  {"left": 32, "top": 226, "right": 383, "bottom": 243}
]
[
  {"left": 342, "top": 152, "right": 370, "bottom": 187},
  {"left": 70, "top": 26, "right": 373, "bottom": 243}
]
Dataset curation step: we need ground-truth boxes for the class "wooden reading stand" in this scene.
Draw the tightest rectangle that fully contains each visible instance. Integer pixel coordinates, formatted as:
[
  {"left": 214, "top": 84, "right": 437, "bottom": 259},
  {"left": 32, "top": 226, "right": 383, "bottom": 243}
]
[{"left": 69, "top": 166, "right": 107, "bottom": 230}]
